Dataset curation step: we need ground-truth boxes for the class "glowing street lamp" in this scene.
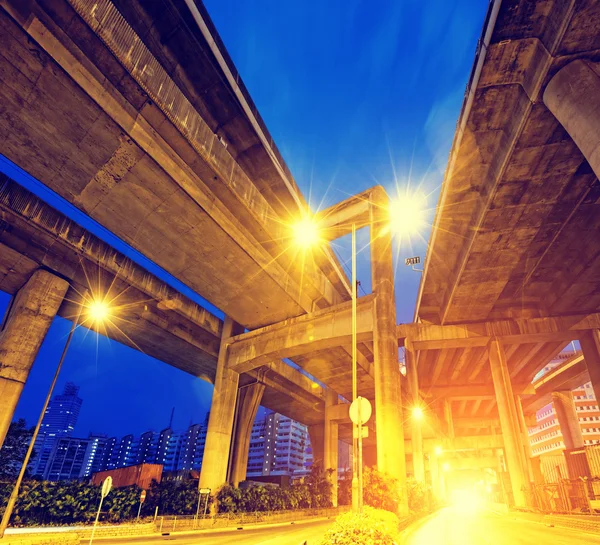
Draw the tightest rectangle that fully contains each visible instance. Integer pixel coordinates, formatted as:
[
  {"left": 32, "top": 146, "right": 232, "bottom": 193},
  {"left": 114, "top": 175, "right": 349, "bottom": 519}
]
[
  {"left": 388, "top": 193, "right": 427, "bottom": 237},
  {"left": 291, "top": 216, "right": 321, "bottom": 249},
  {"left": 434, "top": 445, "right": 444, "bottom": 457},
  {"left": 88, "top": 299, "right": 111, "bottom": 323},
  {"left": 412, "top": 406, "right": 424, "bottom": 421},
  {"left": 0, "top": 293, "right": 111, "bottom": 537}
]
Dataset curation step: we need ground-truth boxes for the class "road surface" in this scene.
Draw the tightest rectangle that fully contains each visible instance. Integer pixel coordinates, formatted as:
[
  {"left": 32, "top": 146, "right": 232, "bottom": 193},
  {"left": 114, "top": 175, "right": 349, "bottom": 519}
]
[
  {"left": 82, "top": 519, "right": 333, "bottom": 544},
  {"left": 402, "top": 506, "right": 600, "bottom": 545}
]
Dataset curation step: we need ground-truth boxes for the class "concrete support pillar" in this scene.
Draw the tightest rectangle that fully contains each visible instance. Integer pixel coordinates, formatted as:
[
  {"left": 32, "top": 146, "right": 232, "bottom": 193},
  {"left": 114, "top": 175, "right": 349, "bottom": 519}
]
[
  {"left": 489, "top": 339, "right": 529, "bottom": 507},
  {"left": 544, "top": 60, "right": 600, "bottom": 181},
  {"left": 0, "top": 270, "right": 68, "bottom": 448},
  {"left": 406, "top": 339, "right": 424, "bottom": 481},
  {"left": 370, "top": 189, "right": 407, "bottom": 513},
  {"left": 324, "top": 389, "right": 339, "bottom": 506},
  {"left": 229, "top": 382, "right": 265, "bottom": 487},
  {"left": 199, "top": 317, "right": 244, "bottom": 492},
  {"left": 552, "top": 390, "right": 584, "bottom": 450},
  {"left": 363, "top": 445, "right": 377, "bottom": 468},
  {"left": 580, "top": 330, "right": 600, "bottom": 407},
  {"left": 515, "top": 395, "right": 539, "bottom": 484},
  {"left": 308, "top": 424, "right": 325, "bottom": 465},
  {"left": 442, "top": 398, "right": 455, "bottom": 439}
]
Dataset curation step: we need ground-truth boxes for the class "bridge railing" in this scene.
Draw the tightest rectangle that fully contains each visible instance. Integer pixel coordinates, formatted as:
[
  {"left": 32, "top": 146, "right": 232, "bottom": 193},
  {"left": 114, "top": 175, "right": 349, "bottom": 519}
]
[{"left": 154, "top": 506, "right": 349, "bottom": 533}]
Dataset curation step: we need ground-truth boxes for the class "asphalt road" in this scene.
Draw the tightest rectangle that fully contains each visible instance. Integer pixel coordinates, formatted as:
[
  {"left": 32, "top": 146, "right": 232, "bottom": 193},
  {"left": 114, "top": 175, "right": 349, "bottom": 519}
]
[
  {"left": 401, "top": 506, "right": 600, "bottom": 545},
  {"left": 83, "top": 519, "right": 333, "bottom": 544}
]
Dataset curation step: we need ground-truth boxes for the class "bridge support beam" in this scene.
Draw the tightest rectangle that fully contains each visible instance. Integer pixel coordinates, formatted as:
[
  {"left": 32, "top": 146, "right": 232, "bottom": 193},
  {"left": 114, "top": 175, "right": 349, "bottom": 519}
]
[
  {"left": 544, "top": 60, "right": 600, "bottom": 182},
  {"left": 489, "top": 339, "right": 529, "bottom": 507},
  {"left": 370, "top": 189, "right": 408, "bottom": 513},
  {"left": 0, "top": 270, "right": 68, "bottom": 448},
  {"left": 552, "top": 390, "right": 584, "bottom": 450},
  {"left": 199, "top": 317, "right": 244, "bottom": 492},
  {"left": 406, "top": 339, "right": 424, "bottom": 481},
  {"left": 229, "top": 382, "right": 265, "bottom": 487}
]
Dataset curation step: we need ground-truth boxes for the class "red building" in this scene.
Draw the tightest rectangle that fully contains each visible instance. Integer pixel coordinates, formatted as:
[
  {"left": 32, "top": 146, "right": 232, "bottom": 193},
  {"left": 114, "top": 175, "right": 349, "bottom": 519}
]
[{"left": 92, "top": 463, "right": 162, "bottom": 490}]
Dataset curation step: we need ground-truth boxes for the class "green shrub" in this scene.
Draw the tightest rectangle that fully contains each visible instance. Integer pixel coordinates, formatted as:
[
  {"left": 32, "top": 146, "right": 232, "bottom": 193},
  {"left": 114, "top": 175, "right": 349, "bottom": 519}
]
[
  {"left": 319, "top": 506, "right": 399, "bottom": 545},
  {"left": 362, "top": 467, "right": 401, "bottom": 513}
]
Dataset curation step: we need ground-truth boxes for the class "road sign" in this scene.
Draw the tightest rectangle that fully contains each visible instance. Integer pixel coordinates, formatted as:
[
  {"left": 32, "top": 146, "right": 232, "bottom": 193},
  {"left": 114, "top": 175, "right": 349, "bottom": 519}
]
[
  {"left": 349, "top": 397, "right": 372, "bottom": 425},
  {"left": 199, "top": 488, "right": 211, "bottom": 494},
  {"left": 140, "top": 490, "right": 147, "bottom": 503},
  {"left": 405, "top": 256, "right": 421, "bottom": 266},
  {"left": 101, "top": 476, "right": 112, "bottom": 499}
]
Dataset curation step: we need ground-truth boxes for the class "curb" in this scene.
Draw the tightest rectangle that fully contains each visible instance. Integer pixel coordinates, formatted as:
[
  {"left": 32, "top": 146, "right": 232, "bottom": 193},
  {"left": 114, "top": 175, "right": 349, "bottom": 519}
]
[{"left": 88, "top": 516, "right": 336, "bottom": 541}]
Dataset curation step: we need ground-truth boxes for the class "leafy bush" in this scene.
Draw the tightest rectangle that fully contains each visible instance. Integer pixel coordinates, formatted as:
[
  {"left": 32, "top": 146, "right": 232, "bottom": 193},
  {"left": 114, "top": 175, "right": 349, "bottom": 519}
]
[
  {"left": 143, "top": 479, "right": 201, "bottom": 516},
  {"left": 363, "top": 467, "right": 401, "bottom": 513},
  {"left": 0, "top": 480, "right": 141, "bottom": 526},
  {"left": 406, "top": 478, "right": 430, "bottom": 513},
  {"left": 215, "top": 464, "right": 332, "bottom": 513},
  {"left": 319, "top": 506, "right": 399, "bottom": 545}
]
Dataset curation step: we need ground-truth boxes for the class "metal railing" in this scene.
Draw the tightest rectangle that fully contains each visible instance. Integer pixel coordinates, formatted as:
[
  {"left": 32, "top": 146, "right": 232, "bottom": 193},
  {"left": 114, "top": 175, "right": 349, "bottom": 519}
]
[{"left": 155, "top": 506, "right": 348, "bottom": 534}]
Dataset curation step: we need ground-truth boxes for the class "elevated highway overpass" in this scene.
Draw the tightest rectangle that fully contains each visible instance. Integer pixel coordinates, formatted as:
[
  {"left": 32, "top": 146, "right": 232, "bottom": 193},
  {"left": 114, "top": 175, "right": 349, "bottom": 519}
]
[{"left": 2, "top": 0, "right": 600, "bottom": 514}]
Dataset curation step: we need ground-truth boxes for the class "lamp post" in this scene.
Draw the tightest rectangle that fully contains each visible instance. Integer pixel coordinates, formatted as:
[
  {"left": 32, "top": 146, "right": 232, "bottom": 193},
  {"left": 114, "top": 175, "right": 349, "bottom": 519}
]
[{"left": 0, "top": 294, "right": 110, "bottom": 538}]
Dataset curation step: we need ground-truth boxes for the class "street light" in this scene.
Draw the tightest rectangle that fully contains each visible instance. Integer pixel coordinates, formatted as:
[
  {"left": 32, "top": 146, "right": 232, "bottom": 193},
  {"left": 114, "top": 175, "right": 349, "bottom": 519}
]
[
  {"left": 388, "top": 193, "right": 426, "bottom": 237},
  {"left": 0, "top": 293, "right": 110, "bottom": 537},
  {"left": 291, "top": 216, "right": 321, "bottom": 249},
  {"left": 434, "top": 445, "right": 444, "bottom": 457},
  {"left": 412, "top": 406, "right": 424, "bottom": 421}
]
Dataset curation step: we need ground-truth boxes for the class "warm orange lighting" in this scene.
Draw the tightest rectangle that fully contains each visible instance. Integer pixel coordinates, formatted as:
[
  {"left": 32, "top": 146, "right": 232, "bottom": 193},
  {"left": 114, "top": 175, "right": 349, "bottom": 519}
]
[
  {"left": 291, "top": 216, "right": 321, "bottom": 248},
  {"left": 434, "top": 445, "right": 443, "bottom": 457},
  {"left": 88, "top": 299, "right": 110, "bottom": 323},
  {"left": 389, "top": 193, "right": 426, "bottom": 236},
  {"left": 442, "top": 462, "right": 451, "bottom": 473},
  {"left": 412, "top": 406, "right": 424, "bottom": 421}
]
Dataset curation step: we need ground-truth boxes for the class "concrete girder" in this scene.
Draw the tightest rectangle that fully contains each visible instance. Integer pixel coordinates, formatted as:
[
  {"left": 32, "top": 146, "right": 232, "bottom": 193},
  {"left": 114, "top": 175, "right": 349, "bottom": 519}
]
[
  {"left": 422, "top": 383, "right": 534, "bottom": 400},
  {"left": 5, "top": 0, "right": 343, "bottom": 328},
  {"left": 226, "top": 295, "right": 374, "bottom": 374},
  {"left": 397, "top": 312, "right": 600, "bottom": 350}
]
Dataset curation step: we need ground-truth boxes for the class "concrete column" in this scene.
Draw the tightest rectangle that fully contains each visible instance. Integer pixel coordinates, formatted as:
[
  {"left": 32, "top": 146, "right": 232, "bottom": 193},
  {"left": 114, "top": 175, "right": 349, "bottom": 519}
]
[
  {"left": 544, "top": 60, "right": 600, "bottom": 181},
  {"left": 324, "top": 389, "right": 339, "bottom": 506},
  {"left": 552, "top": 390, "right": 584, "bottom": 450},
  {"left": 580, "top": 330, "right": 600, "bottom": 406},
  {"left": 199, "top": 317, "right": 244, "bottom": 492},
  {"left": 308, "top": 424, "right": 325, "bottom": 465},
  {"left": 0, "top": 270, "right": 68, "bottom": 448},
  {"left": 229, "top": 382, "right": 265, "bottom": 487},
  {"left": 515, "top": 395, "right": 539, "bottom": 484},
  {"left": 406, "top": 339, "right": 424, "bottom": 481},
  {"left": 370, "top": 188, "right": 407, "bottom": 513},
  {"left": 442, "top": 398, "right": 455, "bottom": 439},
  {"left": 489, "top": 339, "right": 529, "bottom": 507}
]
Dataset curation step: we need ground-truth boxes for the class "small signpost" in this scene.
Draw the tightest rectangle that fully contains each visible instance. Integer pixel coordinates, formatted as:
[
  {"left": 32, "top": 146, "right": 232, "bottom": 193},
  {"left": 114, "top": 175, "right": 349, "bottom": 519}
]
[
  {"left": 137, "top": 489, "right": 146, "bottom": 521},
  {"left": 194, "top": 488, "right": 211, "bottom": 529},
  {"left": 89, "top": 476, "right": 112, "bottom": 545},
  {"left": 349, "top": 397, "right": 372, "bottom": 512}
]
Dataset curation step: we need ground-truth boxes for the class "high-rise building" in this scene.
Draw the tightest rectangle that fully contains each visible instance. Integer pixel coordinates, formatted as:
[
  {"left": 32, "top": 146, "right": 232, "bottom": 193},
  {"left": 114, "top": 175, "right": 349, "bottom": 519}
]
[
  {"left": 31, "top": 382, "right": 83, "bottom": 477},
  {"left": 247, "top": 411, "right": 312, "bottom": 478}
]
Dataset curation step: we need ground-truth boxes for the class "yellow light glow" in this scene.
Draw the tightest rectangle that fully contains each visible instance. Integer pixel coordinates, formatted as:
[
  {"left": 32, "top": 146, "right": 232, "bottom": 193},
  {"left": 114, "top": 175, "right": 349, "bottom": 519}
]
[
  {"left": 389, "top": 193, "right": 426, "bottom": 236},
  {"left": 442, "top": 462, "right": 451, "bottom": 473},
  {"left": 291, "top": 216, "right": 321, "bottom": 249},
  {"left": 450, "top": 488, "right": 483, "bottom": 514},
  {"left": 434, "top": 445, "right": 443, "bottom": 457},
  {"left": 412, "top": 406, "right": 424, "bottom": 420},
  {"left": 88, "top": 299, "right": 110, "bottom": 323}
]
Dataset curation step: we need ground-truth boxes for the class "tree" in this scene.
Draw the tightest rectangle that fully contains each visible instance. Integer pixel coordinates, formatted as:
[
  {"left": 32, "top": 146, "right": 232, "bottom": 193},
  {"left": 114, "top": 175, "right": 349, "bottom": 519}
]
[{"left": 0, "top": 419, "right": 33, "bottom": 480}]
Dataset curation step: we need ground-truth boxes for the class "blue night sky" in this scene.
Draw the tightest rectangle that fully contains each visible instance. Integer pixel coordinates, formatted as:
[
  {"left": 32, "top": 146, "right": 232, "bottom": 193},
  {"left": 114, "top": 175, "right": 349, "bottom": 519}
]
[{"left": 7, "top": 0, "right": 487, "bottom": 439}]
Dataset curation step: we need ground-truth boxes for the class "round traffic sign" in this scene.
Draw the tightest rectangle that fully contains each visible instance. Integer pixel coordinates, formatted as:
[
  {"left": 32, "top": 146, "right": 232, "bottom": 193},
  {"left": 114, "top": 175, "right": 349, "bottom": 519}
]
[
  {"left": 349, "top": 396, "right": 372, "bottom": 425},
  {"left": 101, "top": 476, "right": 113, "bottom": 499},
  {"left": 140, "top": 490, "right": 147, "bottom": 503}
]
